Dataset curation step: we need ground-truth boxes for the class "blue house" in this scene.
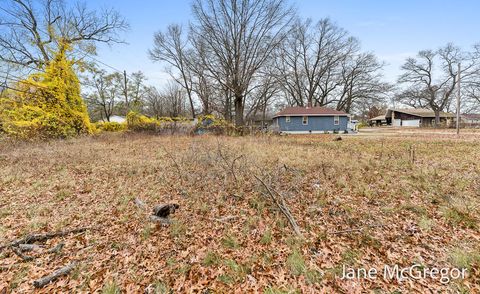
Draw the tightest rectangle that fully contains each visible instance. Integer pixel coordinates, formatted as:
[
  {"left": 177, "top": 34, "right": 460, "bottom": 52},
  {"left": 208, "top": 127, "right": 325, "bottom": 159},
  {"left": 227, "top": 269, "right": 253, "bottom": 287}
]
[{"left": 272, "top": 106, "right": 350, "bottom": 133}]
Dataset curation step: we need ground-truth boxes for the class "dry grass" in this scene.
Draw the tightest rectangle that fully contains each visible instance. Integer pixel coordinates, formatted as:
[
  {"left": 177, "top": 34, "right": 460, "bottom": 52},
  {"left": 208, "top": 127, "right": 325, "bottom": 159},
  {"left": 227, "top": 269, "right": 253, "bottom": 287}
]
[{"left": 0, "top": 132, "right": 479, "bottom": 293}]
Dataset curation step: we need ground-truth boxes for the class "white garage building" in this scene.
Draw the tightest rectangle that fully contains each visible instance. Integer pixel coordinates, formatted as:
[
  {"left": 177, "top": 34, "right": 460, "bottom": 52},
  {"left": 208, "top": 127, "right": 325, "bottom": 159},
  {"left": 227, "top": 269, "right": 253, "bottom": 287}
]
[{"left": 385, "top": 108, "right": 455, "bottom": 127}]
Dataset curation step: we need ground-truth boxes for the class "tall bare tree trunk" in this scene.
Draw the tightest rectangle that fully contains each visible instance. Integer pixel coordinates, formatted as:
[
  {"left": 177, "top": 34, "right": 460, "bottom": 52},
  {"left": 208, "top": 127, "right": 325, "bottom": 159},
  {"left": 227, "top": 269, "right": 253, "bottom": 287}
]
[
  {"left": 434, "top": 109, "right": 440, "bottom": 127},
  {"left": 224, "top": 89, "right": 232, "bottom": 122},
  {"left": 234, "top": 93, "right": 244, "bottom": 127}
]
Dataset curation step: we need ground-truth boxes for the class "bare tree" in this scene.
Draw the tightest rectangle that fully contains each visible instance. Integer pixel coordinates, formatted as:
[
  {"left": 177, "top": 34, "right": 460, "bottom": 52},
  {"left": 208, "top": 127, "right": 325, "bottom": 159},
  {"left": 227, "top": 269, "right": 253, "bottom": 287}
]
[
  {"left": 128, "top": 71, "right": 147, "bottom": 112},
  {"left": 84, "top": 69, "right": 118, "bottom": 122},
  {"left": 335, "top": 52, "right": 389, "bottom": 113},
  {"left": 149, "top": 24, "right": 196, "bottom": 118},
  {"left": 463, "top": 44, "right": 480, "bottom": 113},
  {"left": 144, "top": 86, "right": 165, "bottom": 119},
  {"left": 397, "top": 43, "right": 479, "bottom": 126},
  {"left": 0, "top": 64, "right": 11, "bottom": 95},
  {"left": 276, "top": 18, "right": 356, "bottom": 107},
  {"left": 245, "top": 71, "right": 280, "bottom": 125},
  {"left": 190, "top": 0, "right": 294, "bottom": 128},
  {"left": 160, "top": 82, "right": 190, "bottom": 117},
  {"left": 0, "top": 0, "right": 128, "bottom": 69}
]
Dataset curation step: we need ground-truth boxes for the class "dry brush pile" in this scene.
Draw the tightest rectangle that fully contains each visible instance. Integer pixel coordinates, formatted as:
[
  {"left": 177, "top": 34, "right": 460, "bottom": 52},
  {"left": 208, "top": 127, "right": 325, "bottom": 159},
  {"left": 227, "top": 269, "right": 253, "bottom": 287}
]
[{"left": 0, "top": 133, "right": 479, "bottom": 293}]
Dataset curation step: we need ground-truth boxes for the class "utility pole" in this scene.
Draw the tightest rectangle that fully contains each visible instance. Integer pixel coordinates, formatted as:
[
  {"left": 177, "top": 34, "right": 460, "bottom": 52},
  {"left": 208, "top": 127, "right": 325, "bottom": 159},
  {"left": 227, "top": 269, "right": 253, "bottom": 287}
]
[
  {"left": 123, "top": 70, "right": 129, "bottom": 115},
  {"left": 456, "top": 63, "right": 461, "bottom": 136}
]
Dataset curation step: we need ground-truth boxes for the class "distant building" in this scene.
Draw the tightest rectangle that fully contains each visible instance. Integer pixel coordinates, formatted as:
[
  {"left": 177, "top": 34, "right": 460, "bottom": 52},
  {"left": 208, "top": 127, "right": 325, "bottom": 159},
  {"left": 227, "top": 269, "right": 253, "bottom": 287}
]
[
  {"left": 272, "top": 106, "right": 351, "bottom": 133},
  {"left": 461, "top": 114, "right": 480, "bottom": 126},
  {"left": 368, "top": 115, "right": 387, "bottom": 126},
  {"left": 385, "top": 108, "right": 455, "bottom": 127},
  {"left": 102, "top": 115, "right": 126, "bottom": 123},
  {"left": 368, "top": 108, "right": 457, "bottom": 127}
]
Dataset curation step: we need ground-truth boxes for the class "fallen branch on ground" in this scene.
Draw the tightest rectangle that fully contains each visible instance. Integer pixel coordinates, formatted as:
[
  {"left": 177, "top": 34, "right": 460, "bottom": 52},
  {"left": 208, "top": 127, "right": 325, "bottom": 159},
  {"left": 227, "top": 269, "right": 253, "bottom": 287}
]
[
  {"left": 18, "top": 244, "right": 43, "bottom": 252},
  {"left": 11, "top": 246, "right": 34, "bottom": 262},
  {"left": 33, "top": 262, "right": 77, "bottom": 288},
  {"left": 0, "top": 227, "right": 90, "bottom": 251},
  {"left": 46, "top": 243, "right": 65, "bottom": 254},
  {"left": 254, "top": 175, "right": 303, "bottom": 237}
]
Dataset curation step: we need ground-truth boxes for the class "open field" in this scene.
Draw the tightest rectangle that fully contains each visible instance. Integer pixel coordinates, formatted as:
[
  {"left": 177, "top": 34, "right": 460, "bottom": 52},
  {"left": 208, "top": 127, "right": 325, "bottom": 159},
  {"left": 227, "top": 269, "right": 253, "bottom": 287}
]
[
  {"left": 0, "top": 133, "right": 479, "bottom": 293},
  {"left": 358, "top": 127, "right": 480, "bottom": 139}
]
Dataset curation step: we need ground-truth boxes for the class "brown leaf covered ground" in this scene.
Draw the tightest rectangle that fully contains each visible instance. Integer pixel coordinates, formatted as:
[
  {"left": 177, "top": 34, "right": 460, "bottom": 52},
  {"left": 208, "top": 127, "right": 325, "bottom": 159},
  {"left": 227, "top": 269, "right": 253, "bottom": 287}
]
[{"left": 0, "top": 131, "right": 479, "bottom": 293}]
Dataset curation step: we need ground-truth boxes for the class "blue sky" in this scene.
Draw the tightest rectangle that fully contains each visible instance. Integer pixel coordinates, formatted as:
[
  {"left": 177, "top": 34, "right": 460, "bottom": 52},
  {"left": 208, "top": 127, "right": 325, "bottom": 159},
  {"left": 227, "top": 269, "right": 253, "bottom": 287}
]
[{"left": 89, "top": 0, "right": 480, "bottom": 87}]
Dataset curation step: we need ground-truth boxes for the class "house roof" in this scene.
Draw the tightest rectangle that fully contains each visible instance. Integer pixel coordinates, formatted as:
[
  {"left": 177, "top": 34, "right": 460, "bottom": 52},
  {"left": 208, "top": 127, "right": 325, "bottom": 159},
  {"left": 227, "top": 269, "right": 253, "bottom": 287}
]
[
  {"left": 385, "top": 108, "right": 455, "bottom": 118},
  {"left": 462, "top": 113, "right": 480, "bottom": 120},
  {"left": 368, "top": 115, "right": 386, "bottom": 121},
  {"left": 273, "top": 106, "right": 349, "bottom": 118}
]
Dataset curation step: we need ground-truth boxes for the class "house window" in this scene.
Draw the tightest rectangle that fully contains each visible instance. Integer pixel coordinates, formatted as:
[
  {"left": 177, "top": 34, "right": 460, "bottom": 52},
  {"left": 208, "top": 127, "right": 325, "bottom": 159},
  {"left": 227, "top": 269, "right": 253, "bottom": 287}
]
[
  {"left": 302, "top": 116, "right": 308, "bottom": 125},
  {"left": 286, "top": 116, "right": 291, "bottom": 123},
  {"left": 334, "top": 116, "right": 340, "bottom": 125}
]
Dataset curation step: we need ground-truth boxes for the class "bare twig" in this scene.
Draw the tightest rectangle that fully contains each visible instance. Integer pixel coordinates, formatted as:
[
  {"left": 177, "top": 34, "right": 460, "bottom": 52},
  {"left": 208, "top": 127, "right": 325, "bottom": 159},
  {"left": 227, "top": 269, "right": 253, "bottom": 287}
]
[
  {"left": 217, "top": 142, "right": 244, "bottom": 183},
  {"left": 254, "top": 175, "right": 302, "bottom": 237},
  {"left": 230, "top": 155, "right": 244, "bottom": 183},
  {"left": 33, "top": 262, "right": 77, "bottom": 288},
  {"left": 162, "top": 146, "right": 182, "bottom": 174}
]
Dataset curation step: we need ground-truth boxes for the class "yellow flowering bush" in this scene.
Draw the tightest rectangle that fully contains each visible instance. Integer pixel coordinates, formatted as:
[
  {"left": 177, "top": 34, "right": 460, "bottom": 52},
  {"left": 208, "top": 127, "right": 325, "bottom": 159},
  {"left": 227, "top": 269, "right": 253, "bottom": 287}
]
[
  {"left": 0, "top": 43, "right": 92, "bottom": 139},
  {"left": 126, "top": 111, "right": 160, "bottom": 131},
  {"left": 94, "top": 121, "right": 126, "bottom": 132},
  {"left": 195, "top": 114, "right": 236, "bottom": 135}
]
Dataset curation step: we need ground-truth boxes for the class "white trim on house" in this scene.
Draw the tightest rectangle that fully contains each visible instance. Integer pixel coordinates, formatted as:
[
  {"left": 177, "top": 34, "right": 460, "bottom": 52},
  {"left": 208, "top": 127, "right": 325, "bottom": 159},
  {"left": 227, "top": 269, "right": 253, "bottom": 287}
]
[
  {"left": 302, "top": 116, "right": 308, "bottom": 125},
  {"left": 273, "top": 113, "right": 350, "bottom": 118},
  {"left": 334, "top": 115, "right": 340, "bottom": 125}
]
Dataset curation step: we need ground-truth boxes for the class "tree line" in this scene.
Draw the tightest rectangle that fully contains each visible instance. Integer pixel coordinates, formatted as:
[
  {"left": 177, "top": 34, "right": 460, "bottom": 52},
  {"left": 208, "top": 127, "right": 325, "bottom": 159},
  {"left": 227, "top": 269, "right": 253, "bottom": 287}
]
[
  {"left": 148, "top": 0, "right": 391, "bottom": 126},
  {"left": 1, "top": 0, "right": 480, "bottom": 128}
]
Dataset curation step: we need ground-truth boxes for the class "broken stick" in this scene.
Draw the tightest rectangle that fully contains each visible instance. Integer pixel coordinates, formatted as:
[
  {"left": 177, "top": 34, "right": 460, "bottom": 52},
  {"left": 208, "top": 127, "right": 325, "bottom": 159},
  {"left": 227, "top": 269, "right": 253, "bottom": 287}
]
[
  {"left": 11, "top": 246, "right": 34, "bottom": 262},
  {"left": 0, "top": 227, "right": 89, "bottom": 251},
  {"left": 18, "top": 244, "right": 42, "bottom": 252},
  {"left": 33, "top": 262, "right": 77, "bottom": 288},
  {"left": 46, "top": 243, "right": 65, "bottom": 254},
  {"left": 254, "top": 175, "right": 303, "bottom": 237}
]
